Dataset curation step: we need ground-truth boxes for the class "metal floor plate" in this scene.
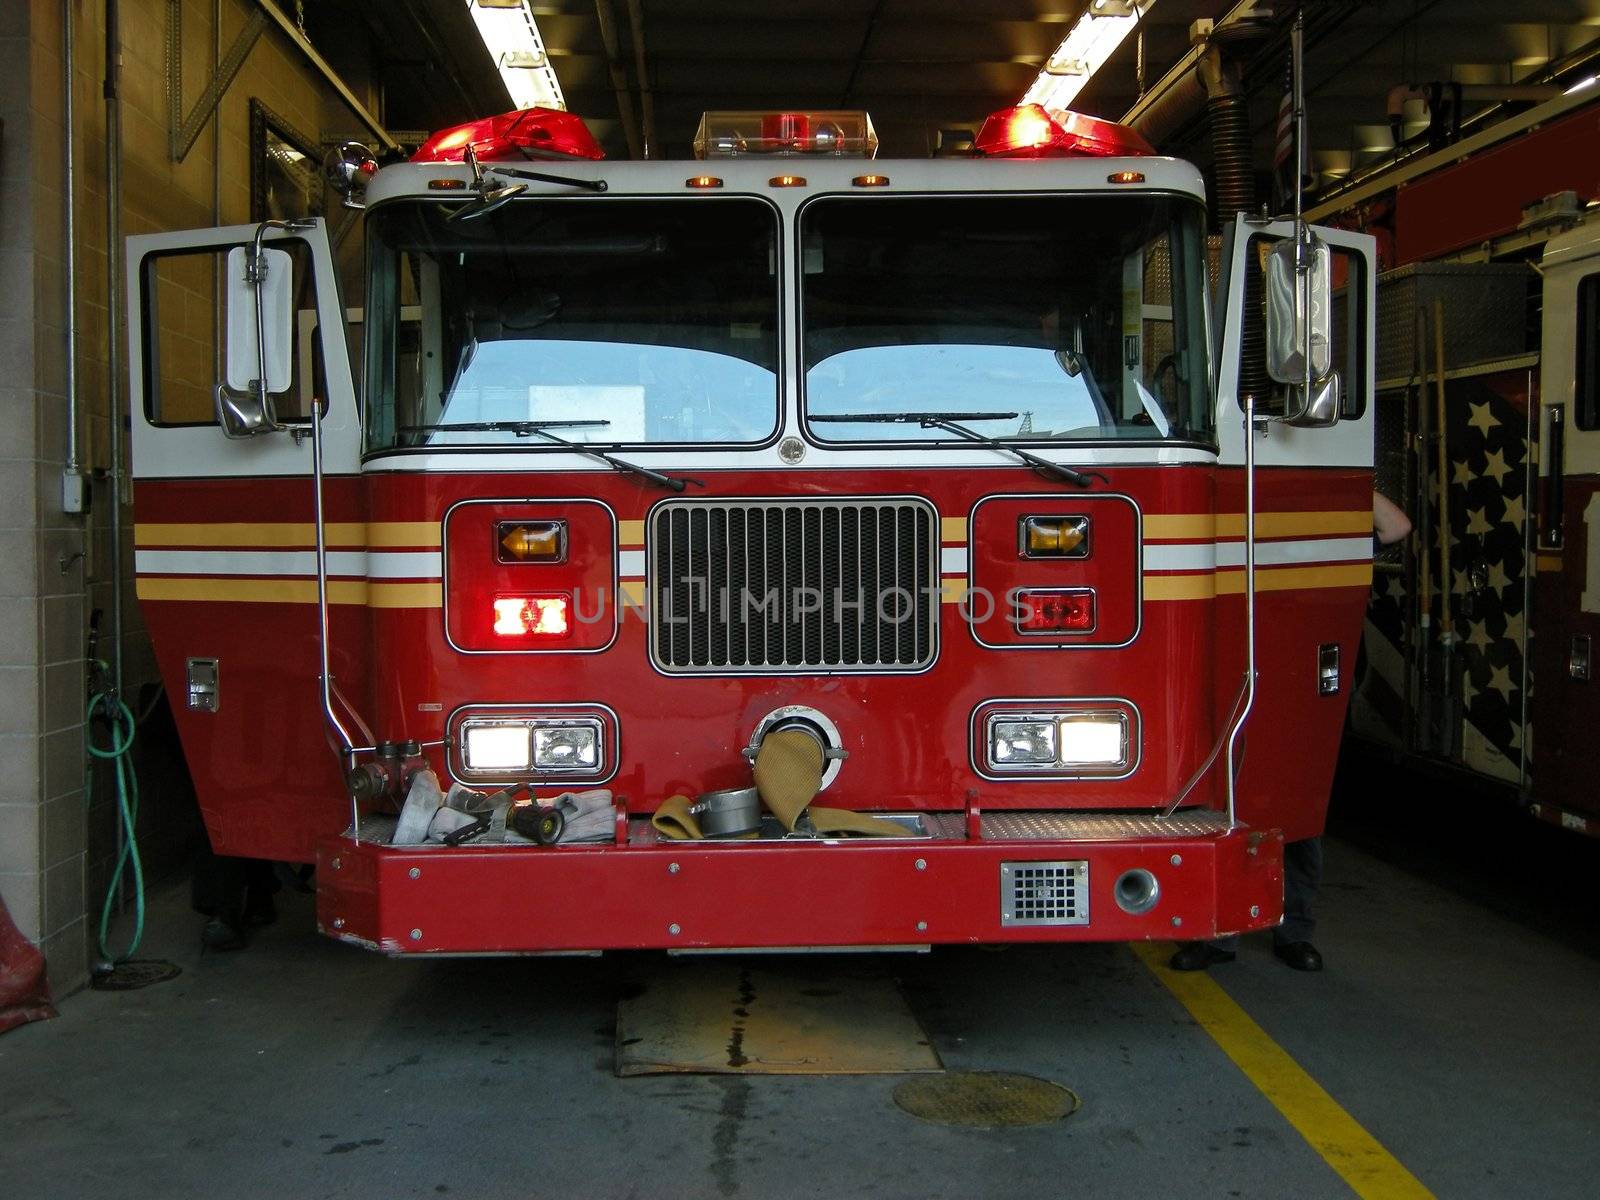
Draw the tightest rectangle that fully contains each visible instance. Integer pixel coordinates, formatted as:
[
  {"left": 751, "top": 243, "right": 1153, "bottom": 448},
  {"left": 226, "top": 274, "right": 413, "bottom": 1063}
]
[
  {"left": 892, "top": 1070, "right": 1080, "bottom": 1128},
  {"left": 615, "top": 961, "right": 944, "bottom": 1076}
]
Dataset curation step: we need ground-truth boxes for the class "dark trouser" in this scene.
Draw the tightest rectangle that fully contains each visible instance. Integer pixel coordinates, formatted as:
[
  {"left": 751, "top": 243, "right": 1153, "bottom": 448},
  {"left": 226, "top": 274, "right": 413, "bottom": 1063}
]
[{"left": 1214, "top": 836, "right": 1322, "bottom": 951}]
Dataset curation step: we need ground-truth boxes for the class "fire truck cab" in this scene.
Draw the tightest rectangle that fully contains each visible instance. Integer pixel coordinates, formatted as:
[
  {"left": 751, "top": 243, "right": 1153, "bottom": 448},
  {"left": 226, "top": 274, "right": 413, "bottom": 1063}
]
[{"left": 125, "top": 106, "right": 1377, "bottom": 955}]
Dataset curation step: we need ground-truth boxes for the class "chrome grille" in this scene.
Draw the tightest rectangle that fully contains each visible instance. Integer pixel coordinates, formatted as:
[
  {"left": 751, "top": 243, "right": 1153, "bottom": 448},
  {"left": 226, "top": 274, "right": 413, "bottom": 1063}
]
[{"left": 649, "top": 498, "right": 938, "bottom": 673}]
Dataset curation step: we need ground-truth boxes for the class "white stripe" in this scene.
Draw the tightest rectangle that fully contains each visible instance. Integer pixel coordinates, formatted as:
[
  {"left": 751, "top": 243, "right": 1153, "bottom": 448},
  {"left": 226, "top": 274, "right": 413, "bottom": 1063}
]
[
  {"left": 1143, "top": 537, "right": 1372, "bottom": 574},
  {"left": 619, "top": 549, "right": 647, "bottom": 578},
  {"left": 136, "top": 549, "right": 442, "bottom": 579},
  {"left": 940, "top": 547, "right": 968, "bottom": 574}
]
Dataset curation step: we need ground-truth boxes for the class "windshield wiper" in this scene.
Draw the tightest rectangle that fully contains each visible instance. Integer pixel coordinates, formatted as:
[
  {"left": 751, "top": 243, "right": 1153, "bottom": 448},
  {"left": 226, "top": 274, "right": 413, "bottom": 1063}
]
[
  {"left": 490, "top": 164, "right": 608, "bottom": 193},
  {"left": 395, "top": 418, "right": 700, "bottom": 492},
  {"left": 811, "top": 411, "right": 1106, "bottom": 488},
  {"left": 527, "top": 425, "right": 702, "bottom": 493},
  {"left": 397, "top": 419, "right": 611, "bottom": 437},
  {"left": 811, "top": 411, "right": 1018, "bottom": 425}
]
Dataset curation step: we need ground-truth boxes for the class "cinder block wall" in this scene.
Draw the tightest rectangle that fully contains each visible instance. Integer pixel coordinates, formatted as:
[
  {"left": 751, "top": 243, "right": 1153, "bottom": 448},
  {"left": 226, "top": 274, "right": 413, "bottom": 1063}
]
[{"left": 0, "top": 0, "right": 380, "bottom": 997}]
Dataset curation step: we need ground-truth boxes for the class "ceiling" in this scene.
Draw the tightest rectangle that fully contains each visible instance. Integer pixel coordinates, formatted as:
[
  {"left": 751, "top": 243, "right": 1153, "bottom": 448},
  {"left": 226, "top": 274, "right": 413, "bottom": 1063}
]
[{"left": 328, "top": 0, "right": 1600, "bottom": 199}]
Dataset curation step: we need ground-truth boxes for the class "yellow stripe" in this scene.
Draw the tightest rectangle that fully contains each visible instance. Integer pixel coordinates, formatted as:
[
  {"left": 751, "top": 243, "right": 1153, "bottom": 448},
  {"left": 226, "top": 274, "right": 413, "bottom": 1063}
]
[
  {"left": 619, "top": 519, "right": 646, "bottom": 547},
  {"left": 134, "top": 521, "right": 441, "bottom": 549},
  {"left": 939, "top": 577, "right": 967, "bottom": 606},
  {"left": 1133, "top": 943, "right": 1433, "bottom": 1199},
  {"left": 1144, "top": 563, "right": 1372, "bottom": 600},
  {"left": 940, "top": 517, "right": 968, "bottom": 543},
  {"left": 620, "top": 579, "right": 646, "bottom": 607},
  {"left": 135, "top": 577, "right": 441, "bottom": 608},
  {"left": 1535, "top": 553, "right": 1563, "bottom": 573},
  {"left": 1145, "top": 511, "right": 1373, "bottom": 541}
]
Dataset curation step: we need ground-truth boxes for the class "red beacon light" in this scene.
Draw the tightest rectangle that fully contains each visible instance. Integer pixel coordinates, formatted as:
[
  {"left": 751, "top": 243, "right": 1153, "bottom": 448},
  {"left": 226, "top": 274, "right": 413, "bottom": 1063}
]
[
  {"left": 412, "top": 107, "right": 605, "bottom": 164},
  {"left": 973, "top": 103, "right": 1154, "bottom": 159},
  {"left": 693, "top": 110, "right": 879, "bottom": 160}
]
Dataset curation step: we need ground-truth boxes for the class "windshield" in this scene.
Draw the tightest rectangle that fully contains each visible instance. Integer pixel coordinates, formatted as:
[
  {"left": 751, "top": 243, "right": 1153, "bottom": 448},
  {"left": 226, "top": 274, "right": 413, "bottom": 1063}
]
[
  {"left": 801, "top": 194, "right": 1212, "bottom": 444},
  {"left": 364, "top": 198, "right": 780, "bottom": 452}
]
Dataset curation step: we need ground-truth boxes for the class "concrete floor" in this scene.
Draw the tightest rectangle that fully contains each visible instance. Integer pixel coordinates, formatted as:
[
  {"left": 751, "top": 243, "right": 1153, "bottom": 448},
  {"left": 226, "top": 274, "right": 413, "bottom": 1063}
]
[{"left": 3, "top": 758, "right": 1597, "bottom": 1199}]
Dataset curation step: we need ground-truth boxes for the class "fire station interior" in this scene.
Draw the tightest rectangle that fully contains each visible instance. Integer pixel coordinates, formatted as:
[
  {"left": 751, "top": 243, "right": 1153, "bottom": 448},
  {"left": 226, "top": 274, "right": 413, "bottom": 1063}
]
[{"left": 3, "top": 1, "right": 1599, "bottom": 1196}]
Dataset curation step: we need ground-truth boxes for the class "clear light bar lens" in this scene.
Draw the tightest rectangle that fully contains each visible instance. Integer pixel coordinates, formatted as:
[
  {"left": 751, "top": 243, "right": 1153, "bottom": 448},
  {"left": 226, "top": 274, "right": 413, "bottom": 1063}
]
[
  {"left": 463, "top": 723, "right": 533, "bottom": 771},
  {"left": 1058, "top": 715, "right": 1127, "bottom": 766},
  {"left": 991, "top": 720, "right": 1058, "bottom": 765},
  {"left": 533, "top": 724, "right": 600, "bottom": 770}
]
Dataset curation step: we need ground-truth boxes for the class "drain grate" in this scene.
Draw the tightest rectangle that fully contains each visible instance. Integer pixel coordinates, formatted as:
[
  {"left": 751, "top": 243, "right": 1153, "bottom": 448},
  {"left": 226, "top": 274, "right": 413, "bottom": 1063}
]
[
  {"left": 893, "top": 1071, "right": 1079, "bottom": 1129},
  {"left": 89, "top": 960, "right": 182, "bottom": 991}
]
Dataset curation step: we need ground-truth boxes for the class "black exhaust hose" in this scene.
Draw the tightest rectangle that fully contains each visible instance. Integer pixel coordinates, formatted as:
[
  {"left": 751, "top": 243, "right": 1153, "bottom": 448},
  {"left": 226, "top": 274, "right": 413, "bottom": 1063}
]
[{"left": 1207, "top": 87, "right": 1269, "bottom": 407}]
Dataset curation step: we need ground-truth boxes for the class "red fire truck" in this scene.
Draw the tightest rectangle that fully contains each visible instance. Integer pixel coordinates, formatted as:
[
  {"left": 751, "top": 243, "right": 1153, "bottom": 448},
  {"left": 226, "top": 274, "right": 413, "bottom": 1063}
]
[{"left": 126, "top": 104, "right": 1377, "bottom": 955}]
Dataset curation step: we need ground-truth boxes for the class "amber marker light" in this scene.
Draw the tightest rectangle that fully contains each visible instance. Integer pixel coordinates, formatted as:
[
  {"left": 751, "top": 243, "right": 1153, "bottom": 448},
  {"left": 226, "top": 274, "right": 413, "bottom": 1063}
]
[
  {"left": 497, "top": 520, "right": 566, "bottom": 563},
  {"left": 852, "top": 174, "right": 890, "bottom": 187},
  {"left": 686, "top": 175, "right": 724, "bottom": 188},
  {"left": 428, "top": 178, "right": 468, "bottom": 190},
  {"left": 1020, "top": 515, "right": 1090, "bottom": 558},
  {"left": 769, "top": 175, "right": 807, "bottom": 187},
  {"left": 1107, "top": 170, "right": 1146, "bottom": 184}
]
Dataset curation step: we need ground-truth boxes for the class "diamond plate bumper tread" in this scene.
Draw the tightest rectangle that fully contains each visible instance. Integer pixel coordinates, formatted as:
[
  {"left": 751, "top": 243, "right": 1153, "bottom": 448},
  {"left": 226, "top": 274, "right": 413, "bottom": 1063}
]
[{"left": 983, "top": 810, "right": 1231, "bottom": 840}]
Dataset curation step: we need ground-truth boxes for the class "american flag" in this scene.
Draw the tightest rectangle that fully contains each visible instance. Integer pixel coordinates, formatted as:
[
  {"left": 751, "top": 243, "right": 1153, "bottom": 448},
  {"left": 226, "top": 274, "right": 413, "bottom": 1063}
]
[{"left": 1273, "top": 51, "right": 1309, "bottom": 211}]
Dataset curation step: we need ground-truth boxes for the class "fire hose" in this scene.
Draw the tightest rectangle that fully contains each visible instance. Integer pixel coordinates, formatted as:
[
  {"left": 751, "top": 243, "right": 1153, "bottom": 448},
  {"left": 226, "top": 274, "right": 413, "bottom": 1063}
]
[{"left": 652, "top": 729, "right": 906, "bottom": 840}]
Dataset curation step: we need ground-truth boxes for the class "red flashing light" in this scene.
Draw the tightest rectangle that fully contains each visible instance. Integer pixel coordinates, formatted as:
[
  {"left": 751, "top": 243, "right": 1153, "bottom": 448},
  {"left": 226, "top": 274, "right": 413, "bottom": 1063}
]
[
  {"left": 974, "top": 103, "right": 1154, "bottom": 159},
  {"left": 1015, "top": 589, "right": 1096, "bottom": 634},
  {"left": 493, "top": 595, "right": 571, "bottom": 638},
  {"left": 413, "top": 108, "right": 605, "bottom": 164}
]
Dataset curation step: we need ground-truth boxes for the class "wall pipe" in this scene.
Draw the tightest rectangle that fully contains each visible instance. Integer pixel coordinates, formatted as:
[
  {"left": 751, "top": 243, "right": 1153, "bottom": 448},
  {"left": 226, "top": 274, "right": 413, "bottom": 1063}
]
[
  {"left": 105, "top": 0, "right": 124, "bottom": 703},
  {"left": 62, "top": 0, "right": 80, "bottom": 499},
  {"left": 593, "top": 0, "right": 642, "bottom": 159}
]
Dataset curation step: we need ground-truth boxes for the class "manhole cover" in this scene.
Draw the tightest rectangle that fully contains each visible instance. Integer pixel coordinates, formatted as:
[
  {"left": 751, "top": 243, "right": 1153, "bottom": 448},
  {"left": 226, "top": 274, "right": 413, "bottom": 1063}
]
[
  {"left": 90, "top": 960, "right": 182, "bottom": 991},
  {"left": 893, "top": 1071, "right": 1079, "bottom": 1129}
]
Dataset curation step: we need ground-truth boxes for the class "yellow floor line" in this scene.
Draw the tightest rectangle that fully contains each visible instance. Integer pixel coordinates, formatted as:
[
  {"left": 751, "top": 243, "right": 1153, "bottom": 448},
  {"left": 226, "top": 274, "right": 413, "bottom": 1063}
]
[{"left": 1132, "top": 942, "right": 1434, "bottom": 1200}]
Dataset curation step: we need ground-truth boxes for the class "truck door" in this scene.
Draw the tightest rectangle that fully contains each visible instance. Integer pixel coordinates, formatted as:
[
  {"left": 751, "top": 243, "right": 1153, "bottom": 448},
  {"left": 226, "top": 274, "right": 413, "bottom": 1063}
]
[
  {"left": 1215, "top": 220, "right": 1378, "bottom": 842},
  {"left": 1533, "top": 239, "right": 1600, "bottom": 830},
  {"left": 126, "top": 220, "right": 365, "bottom": 861}
]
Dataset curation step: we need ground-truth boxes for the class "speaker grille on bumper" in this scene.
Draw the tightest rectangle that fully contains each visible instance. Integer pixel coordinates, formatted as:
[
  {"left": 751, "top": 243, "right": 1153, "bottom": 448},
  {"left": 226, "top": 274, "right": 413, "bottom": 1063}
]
[
  {"left": 649, "top": 498, "right": 938, "bottom": 674},
  {"left": 1000, "top": 861, "right": 1089, "bottom": 927}
]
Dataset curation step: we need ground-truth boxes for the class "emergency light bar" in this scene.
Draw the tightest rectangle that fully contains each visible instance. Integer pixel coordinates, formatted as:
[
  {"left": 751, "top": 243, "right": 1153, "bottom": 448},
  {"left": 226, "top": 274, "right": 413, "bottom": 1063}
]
[
  {"left": 693, "top": 111, "right": 879, "bottom": 160},
  {"left": 973, "top": 104, "right": 1153, "bottom": 159},
  {"left": 412, "top": 107, "right": 605, "bottom": 163}
]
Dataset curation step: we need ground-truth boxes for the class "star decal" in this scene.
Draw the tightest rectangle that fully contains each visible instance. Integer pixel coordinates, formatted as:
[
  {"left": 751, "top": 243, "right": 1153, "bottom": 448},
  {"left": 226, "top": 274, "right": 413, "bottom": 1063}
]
[
  {"left": 1452, "top": 458, "right": 1472, "bottom": 488},
  {"left": 1482, "top": 448, "right": 1511, "bottom": 485},
  {"left": 1487, "top": 561, "right": 1510, "bottom": 592},
  {"left": 1488, "top": 664, "right": 1516, "bottom": 702},
  {"left": 1453, "top": 567, "right": 1470, "bottom": 595},
  {"left": 1503, "top": 611, "right": 1525, "bottom": 644},
  {"left": 1467, "top": 619, "right": 1492, "bottom": 651},
  {"left": 1467, "top": 402, "right": 1497, "bottom": 436},
  {"left": 1465, "top": 507, "right": 1494, "bottom": 537},
  {"left": 1501, "top": 494, "right": 1526, "bottom": 529}
]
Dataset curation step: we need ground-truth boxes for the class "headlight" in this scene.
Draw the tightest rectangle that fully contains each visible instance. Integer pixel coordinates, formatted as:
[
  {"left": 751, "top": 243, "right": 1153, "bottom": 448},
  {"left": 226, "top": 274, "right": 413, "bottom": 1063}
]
[
  {"left": 462, "top": 723, "right": 533, "bottom": 772},
  {"left": 990, "top": 719, "right": 1058, "bottom": 765},
  {"left": 982, "top": 708, "right": 1132, "bottom": 775},
  {"left": 458, "top": 716, "right": 605, "bottom": 778},
  {"left": 533, "top": 722, "right": 600, "bottom": 770}
]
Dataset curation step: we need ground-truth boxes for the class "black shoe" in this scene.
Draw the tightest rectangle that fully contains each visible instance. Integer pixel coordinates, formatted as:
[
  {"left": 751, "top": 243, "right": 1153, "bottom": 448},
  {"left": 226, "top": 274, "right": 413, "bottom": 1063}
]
[
  {"left": 201, "top": 918, "right": 247, "bottom": 951},
  {"left": 1273, "top": 941, "right": 1323, "bottom": 972},
  {"left": 1169, "top": 942, "right": 1236, "bottom": 971}
]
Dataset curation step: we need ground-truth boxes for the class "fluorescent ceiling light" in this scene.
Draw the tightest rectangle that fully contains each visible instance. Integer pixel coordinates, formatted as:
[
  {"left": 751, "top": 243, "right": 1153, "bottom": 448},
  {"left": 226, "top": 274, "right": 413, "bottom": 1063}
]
[
  {"left": 1021, "top": 0, "right": 1154, "bottom": 112},
  {"left": 467, "top": 0, "right": 566, "bottom": 111}
]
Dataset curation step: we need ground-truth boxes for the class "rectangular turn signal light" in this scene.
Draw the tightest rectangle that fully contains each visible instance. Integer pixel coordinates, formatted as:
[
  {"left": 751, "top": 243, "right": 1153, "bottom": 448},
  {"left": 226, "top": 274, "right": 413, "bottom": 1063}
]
[
  {"left": 497, "top": 520, "right": 566, "bottom": 563},
  {"left": 492, "top": 595, "right": 571, "bottom": 638},
  {"left": 1014, "top": 588, "right": 1095, "bottom": 634},
  {"left": 1020, "top": 515, "right": 1089, "bottom": 558}
]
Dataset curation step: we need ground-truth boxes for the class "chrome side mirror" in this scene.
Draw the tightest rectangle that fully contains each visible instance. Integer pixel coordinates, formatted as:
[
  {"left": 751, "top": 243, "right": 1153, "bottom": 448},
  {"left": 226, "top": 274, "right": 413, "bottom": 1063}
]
[
  {"left": 448, "top": 144, "right": 528, "bottom": 222},
  {"left": 214, "top": 233, "right": 303, "bottom": 439},
  {"left": 324, "top": 141, "right": 378, "bottom": 210},
  {"left": 1265, "top": 235, "right": 1341, "bottom": 427}
]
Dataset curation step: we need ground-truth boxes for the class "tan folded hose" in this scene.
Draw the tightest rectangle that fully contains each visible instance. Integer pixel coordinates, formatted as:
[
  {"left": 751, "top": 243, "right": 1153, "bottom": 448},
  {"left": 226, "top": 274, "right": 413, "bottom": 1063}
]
[{"left": 651, "top": 728, "right": 905, "bottom": 840}]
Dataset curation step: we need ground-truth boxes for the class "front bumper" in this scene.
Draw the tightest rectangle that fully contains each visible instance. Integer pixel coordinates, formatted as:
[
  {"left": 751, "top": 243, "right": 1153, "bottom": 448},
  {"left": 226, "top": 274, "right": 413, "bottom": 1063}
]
[{"left": 315, "top": 809, "right": 1284, "bottom": 954}]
